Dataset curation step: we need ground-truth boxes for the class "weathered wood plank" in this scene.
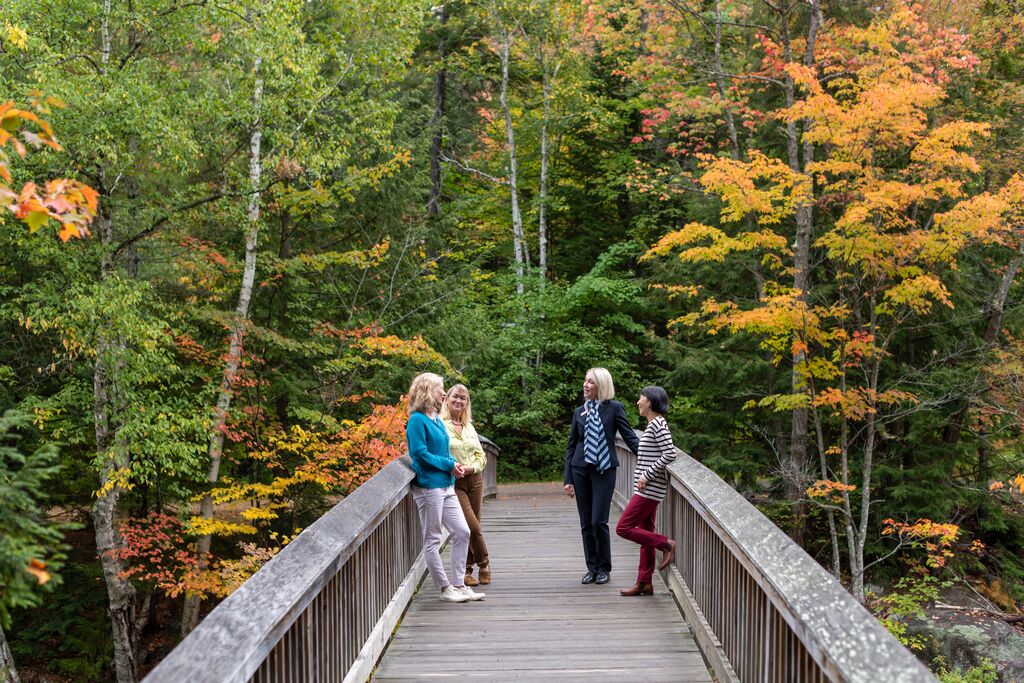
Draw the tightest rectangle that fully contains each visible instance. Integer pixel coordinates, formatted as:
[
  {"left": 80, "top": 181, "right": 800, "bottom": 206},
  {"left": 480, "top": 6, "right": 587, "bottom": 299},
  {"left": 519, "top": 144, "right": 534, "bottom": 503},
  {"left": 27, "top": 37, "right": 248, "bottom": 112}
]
[{"left": 371, "top": 484, "right": 712, "bottom": 683}]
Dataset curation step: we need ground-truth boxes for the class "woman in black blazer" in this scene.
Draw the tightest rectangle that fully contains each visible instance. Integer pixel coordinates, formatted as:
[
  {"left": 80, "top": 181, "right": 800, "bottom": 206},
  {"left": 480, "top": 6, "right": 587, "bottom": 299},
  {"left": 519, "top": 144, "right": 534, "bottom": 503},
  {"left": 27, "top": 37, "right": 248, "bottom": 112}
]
[{"left": 563, "top": 367, "right": 640, "bottom": 584}]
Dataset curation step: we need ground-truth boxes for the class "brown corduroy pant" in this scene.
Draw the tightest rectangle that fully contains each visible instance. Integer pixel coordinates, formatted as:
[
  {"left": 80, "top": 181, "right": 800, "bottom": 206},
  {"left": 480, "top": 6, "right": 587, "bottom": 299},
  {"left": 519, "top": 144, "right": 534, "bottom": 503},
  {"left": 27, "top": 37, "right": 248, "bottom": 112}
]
[{"left": 454, "top": 471, "right": 489, "bottom": 570}]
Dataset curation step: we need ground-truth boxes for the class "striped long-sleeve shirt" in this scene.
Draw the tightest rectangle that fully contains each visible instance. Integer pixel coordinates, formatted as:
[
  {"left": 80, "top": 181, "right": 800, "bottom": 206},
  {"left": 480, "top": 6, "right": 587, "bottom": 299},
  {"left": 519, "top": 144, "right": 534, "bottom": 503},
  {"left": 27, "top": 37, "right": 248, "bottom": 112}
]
[{"left": 633, "top": 416, "right": 677, "bottom": 502}]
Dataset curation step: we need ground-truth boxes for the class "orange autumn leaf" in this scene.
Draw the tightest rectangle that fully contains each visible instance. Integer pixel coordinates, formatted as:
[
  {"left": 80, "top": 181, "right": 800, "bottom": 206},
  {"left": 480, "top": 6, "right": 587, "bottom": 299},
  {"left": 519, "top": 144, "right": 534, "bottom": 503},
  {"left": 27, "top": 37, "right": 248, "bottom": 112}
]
[
  {"left": 1, "top": 98, "right": 97, "bottom": 241},
  {"left": 807, "top": 479, "right": 857, "bottom": 503},
  {"left": 26, "top": 558, "right": 51, "bottom": 585},
  {"left": 882, "top": 518, "right": 963, "bottom": 569}
]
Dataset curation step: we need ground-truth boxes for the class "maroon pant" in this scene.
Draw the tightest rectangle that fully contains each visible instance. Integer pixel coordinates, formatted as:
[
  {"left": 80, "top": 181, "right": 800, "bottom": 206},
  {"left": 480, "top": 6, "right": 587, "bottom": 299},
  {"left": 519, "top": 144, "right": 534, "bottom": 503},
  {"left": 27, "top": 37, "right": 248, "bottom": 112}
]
[{"left": 616, "top": 494, "right": 670, "bottom": 583}]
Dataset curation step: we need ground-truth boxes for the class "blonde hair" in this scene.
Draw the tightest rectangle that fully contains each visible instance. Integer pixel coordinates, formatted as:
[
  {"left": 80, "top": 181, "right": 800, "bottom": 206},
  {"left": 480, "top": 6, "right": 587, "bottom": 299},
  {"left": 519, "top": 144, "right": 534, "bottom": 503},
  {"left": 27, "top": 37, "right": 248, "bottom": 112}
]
[
  {"left": 586, "top": 367, "right": 615, "bottom": 401},
  {"left": 440, "top": 383, "right": 473, "bottom": 424},
  {"left": 408, "top": 372, "right": 444, "bottom": 414}
]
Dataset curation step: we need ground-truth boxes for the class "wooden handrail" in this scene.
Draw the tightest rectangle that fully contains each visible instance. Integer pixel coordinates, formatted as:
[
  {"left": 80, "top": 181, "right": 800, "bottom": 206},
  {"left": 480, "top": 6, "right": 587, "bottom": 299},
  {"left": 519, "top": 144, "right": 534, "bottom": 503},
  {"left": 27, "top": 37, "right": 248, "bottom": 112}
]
[
  {"left": 480, "top": 435, "right": 498, "bottom": 499},
  {"left": 145, "top": 437, "right": 500, "bottom": 683},
  {"left": 146, "top": 428, "right": 933, "bottom": 683},
  {"left": 614, "top": 435, "right": 935, "bottom": 683}
]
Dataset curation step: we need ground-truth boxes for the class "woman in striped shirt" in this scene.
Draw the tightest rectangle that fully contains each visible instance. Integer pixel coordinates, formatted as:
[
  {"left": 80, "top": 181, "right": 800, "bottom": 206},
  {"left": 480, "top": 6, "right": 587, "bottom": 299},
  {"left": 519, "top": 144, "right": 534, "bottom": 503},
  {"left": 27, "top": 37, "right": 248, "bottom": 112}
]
[{"left": 616, "top": 386, "right": 678, "bottom": 597}]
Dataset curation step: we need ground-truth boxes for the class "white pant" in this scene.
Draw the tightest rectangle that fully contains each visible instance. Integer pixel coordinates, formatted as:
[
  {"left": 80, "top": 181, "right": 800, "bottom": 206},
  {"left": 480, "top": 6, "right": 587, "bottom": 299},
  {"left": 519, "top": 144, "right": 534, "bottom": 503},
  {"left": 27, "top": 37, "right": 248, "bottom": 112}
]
[{"left": 412, "top": 486, "right": 471, "bottom": 591}]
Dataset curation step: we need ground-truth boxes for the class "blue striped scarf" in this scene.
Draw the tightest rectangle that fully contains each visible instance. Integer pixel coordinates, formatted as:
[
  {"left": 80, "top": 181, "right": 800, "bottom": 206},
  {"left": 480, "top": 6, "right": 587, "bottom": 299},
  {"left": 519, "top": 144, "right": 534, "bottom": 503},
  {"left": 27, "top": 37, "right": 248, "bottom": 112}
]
[{"left": 584, "top": 400, "right": 611, "bottom": 473}]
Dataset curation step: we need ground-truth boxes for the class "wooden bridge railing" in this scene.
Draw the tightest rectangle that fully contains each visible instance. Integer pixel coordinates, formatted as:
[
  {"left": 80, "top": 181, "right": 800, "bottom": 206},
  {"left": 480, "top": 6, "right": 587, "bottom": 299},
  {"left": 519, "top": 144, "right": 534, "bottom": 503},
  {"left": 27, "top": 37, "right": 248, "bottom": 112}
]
[
  {"left": 613, "top": 436, "right": 935, "bottom": 683},
  {"left": 144, "top": 437, "right": 500, "bottom": 683}
]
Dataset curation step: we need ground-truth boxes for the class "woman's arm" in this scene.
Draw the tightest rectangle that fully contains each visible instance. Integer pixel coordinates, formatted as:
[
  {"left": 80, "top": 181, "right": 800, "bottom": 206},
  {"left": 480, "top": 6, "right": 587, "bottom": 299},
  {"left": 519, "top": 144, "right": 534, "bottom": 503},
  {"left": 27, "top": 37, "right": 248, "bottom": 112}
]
[
  {"left": 564, "top": 410, "right": 580, "bottom": 487},
  {"left": 613, "top": 402, "right": 640, "bottom": 453},
  {"left": 463, "top": 425, "right": 488, "bottom": 474},
  {"left": 642, "top": 421, "right": 677, "bottom": 479}
]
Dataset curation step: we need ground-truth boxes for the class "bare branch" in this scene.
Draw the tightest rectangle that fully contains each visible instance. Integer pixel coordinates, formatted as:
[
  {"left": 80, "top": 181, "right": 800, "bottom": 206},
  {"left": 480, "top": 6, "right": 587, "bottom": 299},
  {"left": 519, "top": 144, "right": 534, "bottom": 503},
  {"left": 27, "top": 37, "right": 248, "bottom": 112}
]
[{"left": 440, "top": 153, "right": 509, "bottom": 186}]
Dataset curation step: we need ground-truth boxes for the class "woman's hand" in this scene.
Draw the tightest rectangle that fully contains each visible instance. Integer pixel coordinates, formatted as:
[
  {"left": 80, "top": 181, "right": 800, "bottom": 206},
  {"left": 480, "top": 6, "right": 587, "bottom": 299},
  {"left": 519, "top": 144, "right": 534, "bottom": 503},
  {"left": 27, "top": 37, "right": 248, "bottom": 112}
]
[
  {"left": 637, "top": 475, "right": 648, "bottom": 491},
  {"left": 463, "top": 465, "right": 475, "bottom": 475},
  {"left": 563, "top": 484, "right": 575, "bottom": 499},
  {"left": 453, "top": 462, "right": 466, "bottom": 478}
]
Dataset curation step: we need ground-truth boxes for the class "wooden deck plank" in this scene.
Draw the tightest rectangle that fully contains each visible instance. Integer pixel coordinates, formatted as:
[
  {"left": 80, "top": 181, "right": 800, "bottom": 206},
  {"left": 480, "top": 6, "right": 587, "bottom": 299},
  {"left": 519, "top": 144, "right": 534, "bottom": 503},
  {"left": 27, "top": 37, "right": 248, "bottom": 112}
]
[{"left": 371, "top": 484, "right": 712, "bottom": 682}]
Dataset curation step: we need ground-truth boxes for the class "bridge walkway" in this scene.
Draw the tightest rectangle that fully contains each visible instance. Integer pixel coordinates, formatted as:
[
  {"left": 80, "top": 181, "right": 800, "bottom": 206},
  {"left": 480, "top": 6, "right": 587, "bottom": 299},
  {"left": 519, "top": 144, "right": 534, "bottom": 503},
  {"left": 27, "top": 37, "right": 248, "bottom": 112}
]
[{"left": 372, "top": 483, "right": 712, "bottom": 682}]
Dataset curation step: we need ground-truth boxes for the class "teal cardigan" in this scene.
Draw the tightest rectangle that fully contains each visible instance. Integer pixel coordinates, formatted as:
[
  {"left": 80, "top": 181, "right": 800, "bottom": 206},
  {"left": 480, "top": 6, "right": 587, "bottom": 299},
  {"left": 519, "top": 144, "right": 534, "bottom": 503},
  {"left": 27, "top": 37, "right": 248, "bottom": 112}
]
[{"left": 406, "top": 411, "right": 456, "bottom": 488}]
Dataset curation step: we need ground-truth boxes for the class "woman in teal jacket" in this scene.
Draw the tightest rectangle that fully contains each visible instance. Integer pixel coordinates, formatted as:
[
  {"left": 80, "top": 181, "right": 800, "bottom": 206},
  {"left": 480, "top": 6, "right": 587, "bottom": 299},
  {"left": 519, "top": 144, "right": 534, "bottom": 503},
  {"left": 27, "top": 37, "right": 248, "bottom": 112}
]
[{"left": 406, "top": 372, "right": 484, "bottom": 603}]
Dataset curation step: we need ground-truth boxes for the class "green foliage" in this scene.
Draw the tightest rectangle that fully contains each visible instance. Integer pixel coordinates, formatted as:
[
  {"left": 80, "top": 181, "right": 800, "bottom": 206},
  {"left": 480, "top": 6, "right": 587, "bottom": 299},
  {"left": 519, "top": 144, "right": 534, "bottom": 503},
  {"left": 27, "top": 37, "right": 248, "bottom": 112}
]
[
  {"left": 934, "top": 658, "right": 998, "bottom": 683},
  {"left": 2, "top": 0, "right": 1024, "bottom": 676},
  {"left": 9, "top": 560, "right": 113, "bottom": 681},
  {"left": 0, "top": 410, "right": 72, "bottom": 628},
  {"left": 427, "top": 243, "right": 646, "bottom": 480},
  {"left": 869, "top": 575, "right": 949, "bottom": 652}
]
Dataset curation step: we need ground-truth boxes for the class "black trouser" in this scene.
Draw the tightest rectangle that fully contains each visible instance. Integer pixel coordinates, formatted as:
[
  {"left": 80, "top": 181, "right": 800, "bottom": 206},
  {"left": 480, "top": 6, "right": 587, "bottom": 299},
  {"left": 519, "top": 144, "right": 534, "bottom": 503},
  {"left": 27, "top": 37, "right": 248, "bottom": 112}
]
[{"left": 572, "top": 464, "right": 617, "bottom": 573}]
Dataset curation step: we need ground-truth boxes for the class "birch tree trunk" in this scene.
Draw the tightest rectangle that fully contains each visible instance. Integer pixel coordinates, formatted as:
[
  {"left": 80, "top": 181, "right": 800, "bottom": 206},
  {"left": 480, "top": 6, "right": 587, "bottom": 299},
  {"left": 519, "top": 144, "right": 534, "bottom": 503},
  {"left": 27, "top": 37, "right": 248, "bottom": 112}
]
[
  {"left": 1, "top": 625, "right": 19, "bottom": 683},
  {"left": 94, "top": 455, "right": 138, "bottom": 682},
  {"left": 427, "top": 3, "right": 448, "bottom": 217},
  {"left": 91, "top": 208, "right": 140, "bottom": 683},
  {"left": 811, "top": 403, "right": 842, "bottom": 577},
  {"left": 181, "top": 54, "right": 264, "bottom": 637},
  {"left": 712, "top": 0, "right": 740, "bottom": 160},
  {"left": 942, "top": 231, "right": 1024, "bottom": 470},
  {"left": 974, "top": 237, "right": 1024, "bottom": 482},
  {"left": 838, "top": 369, "right": 860, "bottom": 592},
  {"left": 538, "top": 59, "right": 556, "bottom": 289},
  {"left": 984, "top": 235, "right": 1024, "bottom": 345},
  {"left": 93, "top": 22, "right": 142, "bottom": 671},
  {"left": 851, "top": 352, "right": 882, "bottom": 603},
  {"left": 498, "top": 27, "right": 527, "bottom": 295}
]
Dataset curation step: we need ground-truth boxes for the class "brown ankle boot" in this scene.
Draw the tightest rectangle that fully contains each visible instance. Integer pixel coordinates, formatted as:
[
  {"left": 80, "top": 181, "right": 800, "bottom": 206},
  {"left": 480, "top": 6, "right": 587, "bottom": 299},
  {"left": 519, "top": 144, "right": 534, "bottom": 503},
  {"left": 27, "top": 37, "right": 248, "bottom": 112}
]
[
  {"left": 620, "top": 582, "right": 654, "bottom": 596},
  {"left": 478, "top": 565, "right": 491, "bottom": 585},
  {"left": 464, "top": 573, "right": 479, "bottom": 586},
  {"left": 658, "top": 539, "right": 677, "bottom": 571}
]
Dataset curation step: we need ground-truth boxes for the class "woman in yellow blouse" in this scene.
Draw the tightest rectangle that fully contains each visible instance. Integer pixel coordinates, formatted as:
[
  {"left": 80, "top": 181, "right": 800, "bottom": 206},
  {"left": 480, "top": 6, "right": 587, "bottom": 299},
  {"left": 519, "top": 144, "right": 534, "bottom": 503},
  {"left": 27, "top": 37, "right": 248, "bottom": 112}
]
[{"left": 441, "top": 384, "right": 491, "bottom": 586}]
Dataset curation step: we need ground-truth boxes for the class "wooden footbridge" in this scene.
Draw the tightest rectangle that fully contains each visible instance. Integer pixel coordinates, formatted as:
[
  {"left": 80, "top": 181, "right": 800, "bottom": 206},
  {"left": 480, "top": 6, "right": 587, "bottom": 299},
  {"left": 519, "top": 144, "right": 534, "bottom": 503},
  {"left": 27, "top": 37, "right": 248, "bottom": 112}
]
[{"left": 145, "top": 437, "right": 935, "bottom": 683}]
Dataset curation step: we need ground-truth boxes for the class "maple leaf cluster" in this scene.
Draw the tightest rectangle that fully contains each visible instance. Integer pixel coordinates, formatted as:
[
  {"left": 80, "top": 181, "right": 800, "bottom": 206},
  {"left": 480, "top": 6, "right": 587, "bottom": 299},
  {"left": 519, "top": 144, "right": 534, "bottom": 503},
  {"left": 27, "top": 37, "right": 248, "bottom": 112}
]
[
  {"left": 114, "top": 513, "right": 215, "bottom": 598},
  {"left": 881, "top": 517, "right": 981, "bottom": 570},
  {"left": 0, "top": 98, "right": 97, "bottom": 241},
  {"left": 115, "top": 513, "right": 288, "bottom": 600}
]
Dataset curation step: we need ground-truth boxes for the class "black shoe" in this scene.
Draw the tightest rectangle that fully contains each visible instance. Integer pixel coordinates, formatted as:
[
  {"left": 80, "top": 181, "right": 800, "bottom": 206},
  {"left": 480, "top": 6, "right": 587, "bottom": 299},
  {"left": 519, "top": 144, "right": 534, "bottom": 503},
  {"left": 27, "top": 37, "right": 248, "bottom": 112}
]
[
  {"left": 581, "top": 571, "right": 597, "bottom": 584},
  {"left": 595, "top": 571, "right": 610, "bottom": 585}
]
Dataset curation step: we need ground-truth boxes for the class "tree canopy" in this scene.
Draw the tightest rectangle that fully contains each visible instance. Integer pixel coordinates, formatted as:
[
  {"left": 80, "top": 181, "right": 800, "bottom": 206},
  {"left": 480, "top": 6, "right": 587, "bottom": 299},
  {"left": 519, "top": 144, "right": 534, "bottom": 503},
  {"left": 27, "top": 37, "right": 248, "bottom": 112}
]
[{"left": 1, "top": 0, "right": 1023, "bottom": 679}]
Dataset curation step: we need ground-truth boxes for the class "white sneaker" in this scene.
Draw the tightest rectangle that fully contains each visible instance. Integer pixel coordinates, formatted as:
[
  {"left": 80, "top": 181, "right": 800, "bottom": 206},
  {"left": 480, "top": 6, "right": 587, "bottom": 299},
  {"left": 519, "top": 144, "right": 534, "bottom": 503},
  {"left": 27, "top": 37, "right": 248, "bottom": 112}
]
[
  {"left": 440, "top": 585, "right": 471, "bottom": 603},
  {"left": 456, "top": 585, "right": 485, "bottom": 601}
]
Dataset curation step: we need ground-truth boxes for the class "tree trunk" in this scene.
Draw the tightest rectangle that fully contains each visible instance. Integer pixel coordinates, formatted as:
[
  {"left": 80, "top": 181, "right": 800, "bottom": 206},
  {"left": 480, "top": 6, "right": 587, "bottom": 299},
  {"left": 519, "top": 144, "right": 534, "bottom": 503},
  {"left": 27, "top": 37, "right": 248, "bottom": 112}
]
[
  {"left": 851, "top": 327, "right": 882, "bottom": 604},
  {"left": 538, "top": 59, "right": 557, "bottom": 289},
  {"left": 94, "top": 464, "right": 138, "bottom": 683},
  {"left": 712, "top": 0, "right": 740, "bottom": 160},
  {"left": 498, "top": 28, "right": 527, "bottom": 294},
  {"left": 811, "top": 402, "right": 842, "bottom": 577},
  {"left": 0, "top": 624, "right": 19, "bottom": 683},
  {"left": 101, "top": 0, "right": 111, "bottom": 70},
  {"left": 181, "top": 54, "right": 264, "bottom": 637},
  {"left": 837, "top": 356, "right": 860, "bottom": 592},
  {"left": 90, "top": 206, "right": 140, "bottom": 683},
  {"left": 942, "top": 235, "right": 1024, "bottom": 450},
  {"left": 427, "top": 3, "right": 448, "bottom": 217},
  {"left": 776, "top": 0, "right": 823, "bottom": 544},
  {"left": 132, "top": 591, "right": 152, "bottom": 668},
  {"left": 984, "top": 238, "right": 1023, "bottom": 345}
]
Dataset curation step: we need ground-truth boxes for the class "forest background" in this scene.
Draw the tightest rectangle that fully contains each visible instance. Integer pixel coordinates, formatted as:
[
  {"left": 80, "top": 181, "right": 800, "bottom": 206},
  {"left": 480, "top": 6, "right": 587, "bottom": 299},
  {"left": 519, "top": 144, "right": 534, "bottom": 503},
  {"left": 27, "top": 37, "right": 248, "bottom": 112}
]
[{"left": 1, "top": 0, "right": 1023, "bottom": 680}]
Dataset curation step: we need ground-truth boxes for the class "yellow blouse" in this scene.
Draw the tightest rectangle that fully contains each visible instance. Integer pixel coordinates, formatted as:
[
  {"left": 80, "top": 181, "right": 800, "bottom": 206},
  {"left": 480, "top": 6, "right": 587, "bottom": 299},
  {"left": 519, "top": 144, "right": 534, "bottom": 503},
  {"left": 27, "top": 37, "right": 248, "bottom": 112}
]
[{"left": 442, "top": 418, "right": 487, "bottom": 474}]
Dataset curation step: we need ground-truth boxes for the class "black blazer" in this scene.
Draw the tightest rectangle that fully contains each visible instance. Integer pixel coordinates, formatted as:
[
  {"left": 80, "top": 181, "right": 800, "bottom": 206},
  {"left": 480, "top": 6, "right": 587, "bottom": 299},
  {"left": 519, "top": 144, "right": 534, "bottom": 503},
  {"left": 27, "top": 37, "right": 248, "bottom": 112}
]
[{"left": 563, "top": 400, "right": 640, "bottom": 484}]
